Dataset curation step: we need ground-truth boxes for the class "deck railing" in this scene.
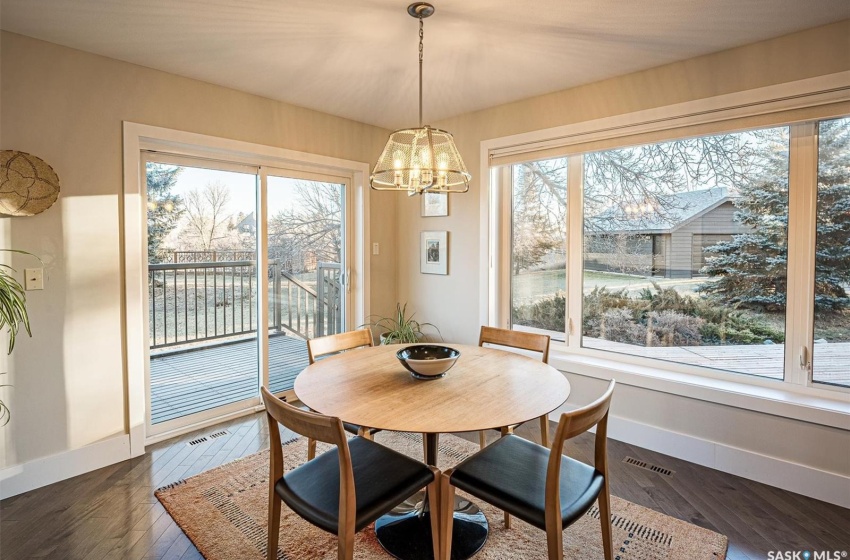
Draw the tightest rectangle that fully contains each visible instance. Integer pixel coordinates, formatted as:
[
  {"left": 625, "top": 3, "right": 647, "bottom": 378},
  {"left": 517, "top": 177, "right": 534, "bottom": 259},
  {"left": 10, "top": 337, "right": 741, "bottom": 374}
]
[{"left": 149, "top": 260, "right": 342, "bottom": 349}]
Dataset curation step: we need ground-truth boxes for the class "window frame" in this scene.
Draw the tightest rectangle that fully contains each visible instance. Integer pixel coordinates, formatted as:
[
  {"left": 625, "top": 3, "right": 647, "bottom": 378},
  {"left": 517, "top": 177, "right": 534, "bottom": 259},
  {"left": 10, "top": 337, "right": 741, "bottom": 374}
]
[{"left": 480, "top": 73, "right": 850, "bottom": 428}]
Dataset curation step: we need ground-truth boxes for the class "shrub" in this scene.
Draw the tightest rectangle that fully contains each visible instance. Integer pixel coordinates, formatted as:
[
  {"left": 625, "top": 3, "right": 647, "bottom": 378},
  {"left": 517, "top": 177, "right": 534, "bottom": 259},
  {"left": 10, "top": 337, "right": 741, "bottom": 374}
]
[
  {"left": 514, "top": 283, "right": 784, "bottom": 346},
  {"left": 601, "top": 309, "right": 653, "bottom": 346},
  {"left": 648, "top": 310, "right": 704, "bottom": 346},
  {"left": 511, "top": 291, "right": 566, "bottom": 333}
]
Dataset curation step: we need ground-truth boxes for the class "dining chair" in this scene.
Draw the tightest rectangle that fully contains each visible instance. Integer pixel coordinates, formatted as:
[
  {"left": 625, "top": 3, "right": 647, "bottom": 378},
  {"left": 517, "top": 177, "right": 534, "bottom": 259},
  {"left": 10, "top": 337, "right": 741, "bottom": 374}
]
[
  {"left": 306, "top": 328, "right": 378, "bottom": 460},
  {"left": 477, "top": 326, "right": 552, "bottom": 449},
  {"left": 261, "top": 386, "right": 441, "bottom": 560},
  {"left": 439, "top": 380, "right": 616, "bottom": 560}
]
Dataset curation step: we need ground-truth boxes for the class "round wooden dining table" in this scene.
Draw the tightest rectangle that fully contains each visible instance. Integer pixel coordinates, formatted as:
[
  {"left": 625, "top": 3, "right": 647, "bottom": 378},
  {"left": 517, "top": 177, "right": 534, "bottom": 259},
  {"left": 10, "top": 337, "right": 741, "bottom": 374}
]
[{"left": 294, "top": 343, "right": 571, "bottom": 560}]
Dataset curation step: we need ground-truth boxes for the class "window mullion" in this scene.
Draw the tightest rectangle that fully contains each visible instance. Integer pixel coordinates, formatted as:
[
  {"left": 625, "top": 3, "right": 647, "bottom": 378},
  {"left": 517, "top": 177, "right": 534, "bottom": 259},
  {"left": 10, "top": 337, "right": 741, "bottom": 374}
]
[
  {"left": 785, "top": 122, "right": 818, "bottom": 386},
  {"left": 566, "top": 154, "right": 584, "bottom": 348},
  {"left": 496, "top": 166, "right": 512, "bottom": 328},
  {"left": 257, "top": 167, "right": 270, "bottom": 391}
]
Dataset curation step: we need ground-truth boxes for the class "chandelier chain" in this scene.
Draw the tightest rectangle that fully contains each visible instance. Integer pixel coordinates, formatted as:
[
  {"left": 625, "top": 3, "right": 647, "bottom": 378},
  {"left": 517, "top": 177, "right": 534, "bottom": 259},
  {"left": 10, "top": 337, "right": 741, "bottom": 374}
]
[{"left": 418, "top": 17, "right": 424, "bottom": 127}]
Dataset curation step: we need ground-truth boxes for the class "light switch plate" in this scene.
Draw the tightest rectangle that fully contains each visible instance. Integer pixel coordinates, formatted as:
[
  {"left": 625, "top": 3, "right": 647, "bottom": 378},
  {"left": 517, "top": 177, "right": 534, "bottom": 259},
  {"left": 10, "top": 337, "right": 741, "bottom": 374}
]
[
  {"left": 372, "top": 242, "right": 380, "bottom": 255},
  {"left": 24, "top": 268, "right": 44, "bottom": 291}
]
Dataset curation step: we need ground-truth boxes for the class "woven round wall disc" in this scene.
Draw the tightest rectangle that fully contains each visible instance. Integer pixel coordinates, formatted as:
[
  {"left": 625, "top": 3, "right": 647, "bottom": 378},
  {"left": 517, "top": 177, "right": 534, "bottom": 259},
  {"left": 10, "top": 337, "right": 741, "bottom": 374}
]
[{"left": 0, "top": 150, "right": 61, "bottom": 217}]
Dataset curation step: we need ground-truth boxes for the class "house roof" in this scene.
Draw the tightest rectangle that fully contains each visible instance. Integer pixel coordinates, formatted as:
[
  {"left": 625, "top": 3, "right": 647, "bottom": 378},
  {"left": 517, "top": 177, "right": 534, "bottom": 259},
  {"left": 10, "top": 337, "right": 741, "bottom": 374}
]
[{"left": 589, "top": 186, "right": 734, "bottom": 235}]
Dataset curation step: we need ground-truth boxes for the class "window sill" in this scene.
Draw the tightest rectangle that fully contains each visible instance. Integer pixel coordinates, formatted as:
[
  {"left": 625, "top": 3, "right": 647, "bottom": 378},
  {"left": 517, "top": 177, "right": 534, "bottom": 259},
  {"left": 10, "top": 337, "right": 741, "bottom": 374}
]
[{"left": 549, "top": 349, "right": 850, "bottom": 430}]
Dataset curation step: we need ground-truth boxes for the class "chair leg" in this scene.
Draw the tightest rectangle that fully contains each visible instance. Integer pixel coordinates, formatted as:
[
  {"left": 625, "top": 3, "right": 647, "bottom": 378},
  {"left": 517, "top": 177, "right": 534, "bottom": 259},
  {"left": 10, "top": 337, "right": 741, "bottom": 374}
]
[
  {"left": 267, "top": 491, "right": 281, "bottom": 560},
  {"left": 439, "top": 472, "right": 456, "bottom": 560},
  {"left": 307, "top": 437, "right": 317, "bottom": 461},
  {"left": 598, "top": 479, "right": 614, "bottom": 560},
  {"left": 337, "top": 533, "right": 354, "bottom": 560},
  {"left": 478, "top": 430, "right": 486, "bottom": 450},
  {"left": 539, "top": 414, "right": 550, "bottom": 448},
  {"left": 499, "top": 426, "right": 513, "bottom": 528},
  {"left": 427, "top": 470, "right": 441, "bottom": 560},
  {"left": 545, "top": 521, "right": 564, "bottom": 560}
]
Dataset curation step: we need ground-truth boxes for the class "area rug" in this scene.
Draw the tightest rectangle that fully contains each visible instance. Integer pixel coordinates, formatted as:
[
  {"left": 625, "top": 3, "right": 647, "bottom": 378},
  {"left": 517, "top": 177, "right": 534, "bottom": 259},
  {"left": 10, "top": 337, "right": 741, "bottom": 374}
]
[{"left": 156, "top": 431, "right": 728, "bottom": 559}]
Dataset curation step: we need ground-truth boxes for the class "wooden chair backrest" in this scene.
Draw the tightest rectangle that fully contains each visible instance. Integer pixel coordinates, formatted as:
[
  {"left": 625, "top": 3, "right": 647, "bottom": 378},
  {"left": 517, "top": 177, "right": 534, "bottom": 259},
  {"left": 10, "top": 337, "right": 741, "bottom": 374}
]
[
  {"left": 478, "top": 326, "right": 550, "bottom": 363},
  {"left": 544, "top": 380, "right": 615, "bottom": 530},
  {"left": 262, "top": 386, "right": 347, "bottom": 447},
  {"left": 261, "top": 386, "right": 356, "bottom": 539},
  {"left": 307, "top": 328, "right": 374, "bottom": 364}
]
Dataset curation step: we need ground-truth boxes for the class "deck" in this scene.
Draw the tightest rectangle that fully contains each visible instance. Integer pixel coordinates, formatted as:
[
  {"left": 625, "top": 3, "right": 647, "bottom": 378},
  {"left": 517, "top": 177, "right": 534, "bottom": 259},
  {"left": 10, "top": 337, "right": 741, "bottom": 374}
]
[
  {"left": 584, "top": 338, "right": 850, "bottom": 385},
  {"left": 150, "top": 335, "right": 308, "bottom": 424},
  {"left": 150, "top": 335, "right": 849, "bottom": 425}
]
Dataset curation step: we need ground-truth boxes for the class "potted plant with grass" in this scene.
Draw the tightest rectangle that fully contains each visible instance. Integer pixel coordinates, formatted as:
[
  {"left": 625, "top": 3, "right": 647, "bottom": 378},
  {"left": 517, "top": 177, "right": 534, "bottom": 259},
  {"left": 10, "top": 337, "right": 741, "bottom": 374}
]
[
  {"left": 362, "top": 303, "right": 441, "bottom": 344},
  {"left": 0, "top": 249, "right": 37, "bottom": 425}
]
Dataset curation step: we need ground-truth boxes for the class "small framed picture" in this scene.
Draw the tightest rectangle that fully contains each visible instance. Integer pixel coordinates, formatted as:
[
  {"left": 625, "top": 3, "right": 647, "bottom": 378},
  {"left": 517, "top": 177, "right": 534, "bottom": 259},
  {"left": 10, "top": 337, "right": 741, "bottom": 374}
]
[
  {"left": 421, "top": 192, "right": 448, "bottom": 217},
  {"left": 420, "top": 231, "right": 448, "bottom": 275}
]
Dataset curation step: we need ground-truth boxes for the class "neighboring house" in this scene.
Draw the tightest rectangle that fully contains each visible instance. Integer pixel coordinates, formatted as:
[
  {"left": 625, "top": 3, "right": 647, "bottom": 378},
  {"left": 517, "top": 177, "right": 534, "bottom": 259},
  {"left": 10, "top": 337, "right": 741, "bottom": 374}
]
[
  {"left": 236, "top": 211, "right": 256, "bottom": 234},
  {"left": 585, "top": 187, "right": 749, "bottom": 278}
]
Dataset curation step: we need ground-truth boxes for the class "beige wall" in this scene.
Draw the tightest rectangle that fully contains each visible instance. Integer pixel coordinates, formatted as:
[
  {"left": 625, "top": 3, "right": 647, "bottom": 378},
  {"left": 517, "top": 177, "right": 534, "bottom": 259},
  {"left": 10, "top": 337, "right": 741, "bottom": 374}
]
[
  {"left": 396, "top": 20, "right": 850, "bottom": 476},
  {"left": 0, "top": 31, "right": 396, "bottom": 468}
]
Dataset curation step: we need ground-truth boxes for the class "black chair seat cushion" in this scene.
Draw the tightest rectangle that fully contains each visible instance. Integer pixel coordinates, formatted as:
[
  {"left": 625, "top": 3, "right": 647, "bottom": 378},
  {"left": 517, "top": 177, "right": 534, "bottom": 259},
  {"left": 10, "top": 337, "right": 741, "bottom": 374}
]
[
  {"left": 342, "top": 422, "right": 380, "bottom": 436},
  {"left": 275, "top": 437, "right": 434, "bottom": 534},
  {"left": 450, "top": 435, "right": 603, "bottom": 531}
]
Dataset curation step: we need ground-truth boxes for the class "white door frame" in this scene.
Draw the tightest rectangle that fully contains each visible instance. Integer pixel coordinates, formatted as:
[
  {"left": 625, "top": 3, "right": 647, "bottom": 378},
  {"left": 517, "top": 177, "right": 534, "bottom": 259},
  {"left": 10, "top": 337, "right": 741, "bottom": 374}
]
[{"left": 123, "top": 122, "right": 370, "bottom": 455}]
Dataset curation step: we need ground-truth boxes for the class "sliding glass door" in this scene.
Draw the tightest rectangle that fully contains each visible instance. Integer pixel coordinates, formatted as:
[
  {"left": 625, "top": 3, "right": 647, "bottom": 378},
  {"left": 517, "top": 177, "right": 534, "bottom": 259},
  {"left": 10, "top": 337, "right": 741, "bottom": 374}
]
[
  {"left": 145, "top": 156, "right": 260, "bottom": 434},
  {"left": 143, "top": 154, "right": 350, "bottom": 436},
  {"left": 265, "top": 170, "right": 347, "bottom": 396}
]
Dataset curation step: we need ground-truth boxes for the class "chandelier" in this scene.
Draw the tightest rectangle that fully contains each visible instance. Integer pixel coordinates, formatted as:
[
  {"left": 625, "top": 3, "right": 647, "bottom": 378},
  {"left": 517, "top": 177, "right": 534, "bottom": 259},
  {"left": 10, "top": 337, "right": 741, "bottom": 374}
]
[{"left": 370, "top": 3, "right": 471, "bottom": 196}]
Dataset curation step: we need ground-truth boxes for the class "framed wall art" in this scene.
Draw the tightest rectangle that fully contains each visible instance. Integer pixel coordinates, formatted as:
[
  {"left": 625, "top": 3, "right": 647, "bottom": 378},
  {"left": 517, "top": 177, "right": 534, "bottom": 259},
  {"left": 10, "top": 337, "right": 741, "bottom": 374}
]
[
  {"left": 420, "top": 231, "right": 448, "bottom": 275},
  {"left": 421, "top": 192, "right": 448, "bottom": 217}
]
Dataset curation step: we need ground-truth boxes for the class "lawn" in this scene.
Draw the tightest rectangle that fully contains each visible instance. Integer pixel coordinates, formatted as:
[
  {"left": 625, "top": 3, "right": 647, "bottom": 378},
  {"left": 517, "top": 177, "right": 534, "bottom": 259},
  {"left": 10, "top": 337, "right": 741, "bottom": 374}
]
[{"left": 512, "top": 269, "right": 705, "bottom": 305}]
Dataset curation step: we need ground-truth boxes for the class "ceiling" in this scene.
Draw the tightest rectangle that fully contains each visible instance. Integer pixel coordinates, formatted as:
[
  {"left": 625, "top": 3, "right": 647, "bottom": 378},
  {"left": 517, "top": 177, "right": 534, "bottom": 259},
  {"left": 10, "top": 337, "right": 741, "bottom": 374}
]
[{"left": 2, "top": 0, "right": 849, "bottom": 129}]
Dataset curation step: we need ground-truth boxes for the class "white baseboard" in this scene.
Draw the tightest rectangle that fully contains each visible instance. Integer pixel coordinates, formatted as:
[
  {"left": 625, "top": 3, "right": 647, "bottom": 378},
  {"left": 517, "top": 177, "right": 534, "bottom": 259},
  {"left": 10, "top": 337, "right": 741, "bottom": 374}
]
[
  {"left": 550, "top": 407, "right": 850, "bottom": 509},
  {"left": 0, "top": 434, "right": 130, "bottom": 500}
]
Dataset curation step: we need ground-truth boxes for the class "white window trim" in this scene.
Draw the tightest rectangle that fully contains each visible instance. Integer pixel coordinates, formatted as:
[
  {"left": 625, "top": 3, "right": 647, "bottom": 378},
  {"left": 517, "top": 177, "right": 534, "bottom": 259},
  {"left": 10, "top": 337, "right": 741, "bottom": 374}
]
[
  {"left": 123, "top": 122, "right": 371, "bottom": 456},
  {"left": 479, "top": 72, "right": 850, "bottom": 429}
]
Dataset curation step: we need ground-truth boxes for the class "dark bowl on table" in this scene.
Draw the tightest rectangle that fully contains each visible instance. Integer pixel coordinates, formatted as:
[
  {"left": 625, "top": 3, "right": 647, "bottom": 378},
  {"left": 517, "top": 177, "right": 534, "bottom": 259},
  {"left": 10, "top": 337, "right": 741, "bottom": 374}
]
[{"left": 396, "top": 345, "right": 461, "bottom": 378}]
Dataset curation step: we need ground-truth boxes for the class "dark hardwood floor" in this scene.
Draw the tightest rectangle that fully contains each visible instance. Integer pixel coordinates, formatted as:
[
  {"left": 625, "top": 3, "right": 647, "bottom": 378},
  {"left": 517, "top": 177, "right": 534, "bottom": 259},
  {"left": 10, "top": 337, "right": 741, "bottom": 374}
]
[{"left": 1, "top": 413, "right": 847, "bottom": 559}]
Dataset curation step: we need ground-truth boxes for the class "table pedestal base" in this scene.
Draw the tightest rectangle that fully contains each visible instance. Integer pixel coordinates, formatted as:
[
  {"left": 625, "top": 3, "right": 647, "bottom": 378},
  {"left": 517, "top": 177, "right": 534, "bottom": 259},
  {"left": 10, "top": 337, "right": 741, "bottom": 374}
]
[{"left": 375, "top": 491, "right": 488, "bottom": 560}]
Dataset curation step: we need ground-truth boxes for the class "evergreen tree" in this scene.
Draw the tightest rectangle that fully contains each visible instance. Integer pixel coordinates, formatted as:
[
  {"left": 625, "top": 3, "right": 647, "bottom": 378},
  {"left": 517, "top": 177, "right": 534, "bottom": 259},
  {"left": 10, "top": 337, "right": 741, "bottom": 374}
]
[
  {"left": 701, "top": 120, "right": 850, "bottom": 311},
  {"left": 146, "top": 163, "right": 184, "bottom": 263},
  {"left": 813, "top": 118, "right": 850, "bottom": 310}
]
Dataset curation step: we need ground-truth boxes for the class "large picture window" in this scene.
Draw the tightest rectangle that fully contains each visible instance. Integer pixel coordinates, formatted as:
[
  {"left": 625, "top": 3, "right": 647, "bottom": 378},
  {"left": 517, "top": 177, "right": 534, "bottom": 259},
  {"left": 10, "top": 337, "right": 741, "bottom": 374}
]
[{"left": 495, "top": 112, "right": 850, "bottom": 392}]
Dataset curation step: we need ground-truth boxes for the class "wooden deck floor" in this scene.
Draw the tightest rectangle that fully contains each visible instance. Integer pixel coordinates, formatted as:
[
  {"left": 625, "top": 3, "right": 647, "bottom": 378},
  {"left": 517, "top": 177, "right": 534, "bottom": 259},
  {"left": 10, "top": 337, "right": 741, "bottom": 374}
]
[
  {"left": 150, "top": 335, "right": 308, "bottom": 424},
  {"left": 584, "top": 338, "right": 850, "bottom": 386}
]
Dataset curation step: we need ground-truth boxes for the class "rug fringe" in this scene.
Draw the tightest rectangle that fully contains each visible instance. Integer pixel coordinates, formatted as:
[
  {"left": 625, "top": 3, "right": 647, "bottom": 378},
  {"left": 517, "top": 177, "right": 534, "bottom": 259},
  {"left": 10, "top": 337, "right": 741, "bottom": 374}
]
[{"left": 155, "top": 479, "right": 187, "bottom": 493}]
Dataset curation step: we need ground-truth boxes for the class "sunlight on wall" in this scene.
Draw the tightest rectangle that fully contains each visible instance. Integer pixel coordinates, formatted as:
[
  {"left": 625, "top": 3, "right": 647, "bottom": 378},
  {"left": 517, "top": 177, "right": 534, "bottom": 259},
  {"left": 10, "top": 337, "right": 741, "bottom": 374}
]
[{"left": 61, "top": 195, "right": 125, "bottom": 448}]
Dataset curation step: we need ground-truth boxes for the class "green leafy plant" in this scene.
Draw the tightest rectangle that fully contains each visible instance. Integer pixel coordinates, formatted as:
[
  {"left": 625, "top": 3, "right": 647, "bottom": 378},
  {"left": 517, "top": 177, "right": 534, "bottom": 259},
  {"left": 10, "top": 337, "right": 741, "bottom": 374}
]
[
  {"left": 361, "top": 303, "right": 441, "bottom": 344},
  {"left": 0, "top": 249, "right": 38, "bottom": 425}
]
